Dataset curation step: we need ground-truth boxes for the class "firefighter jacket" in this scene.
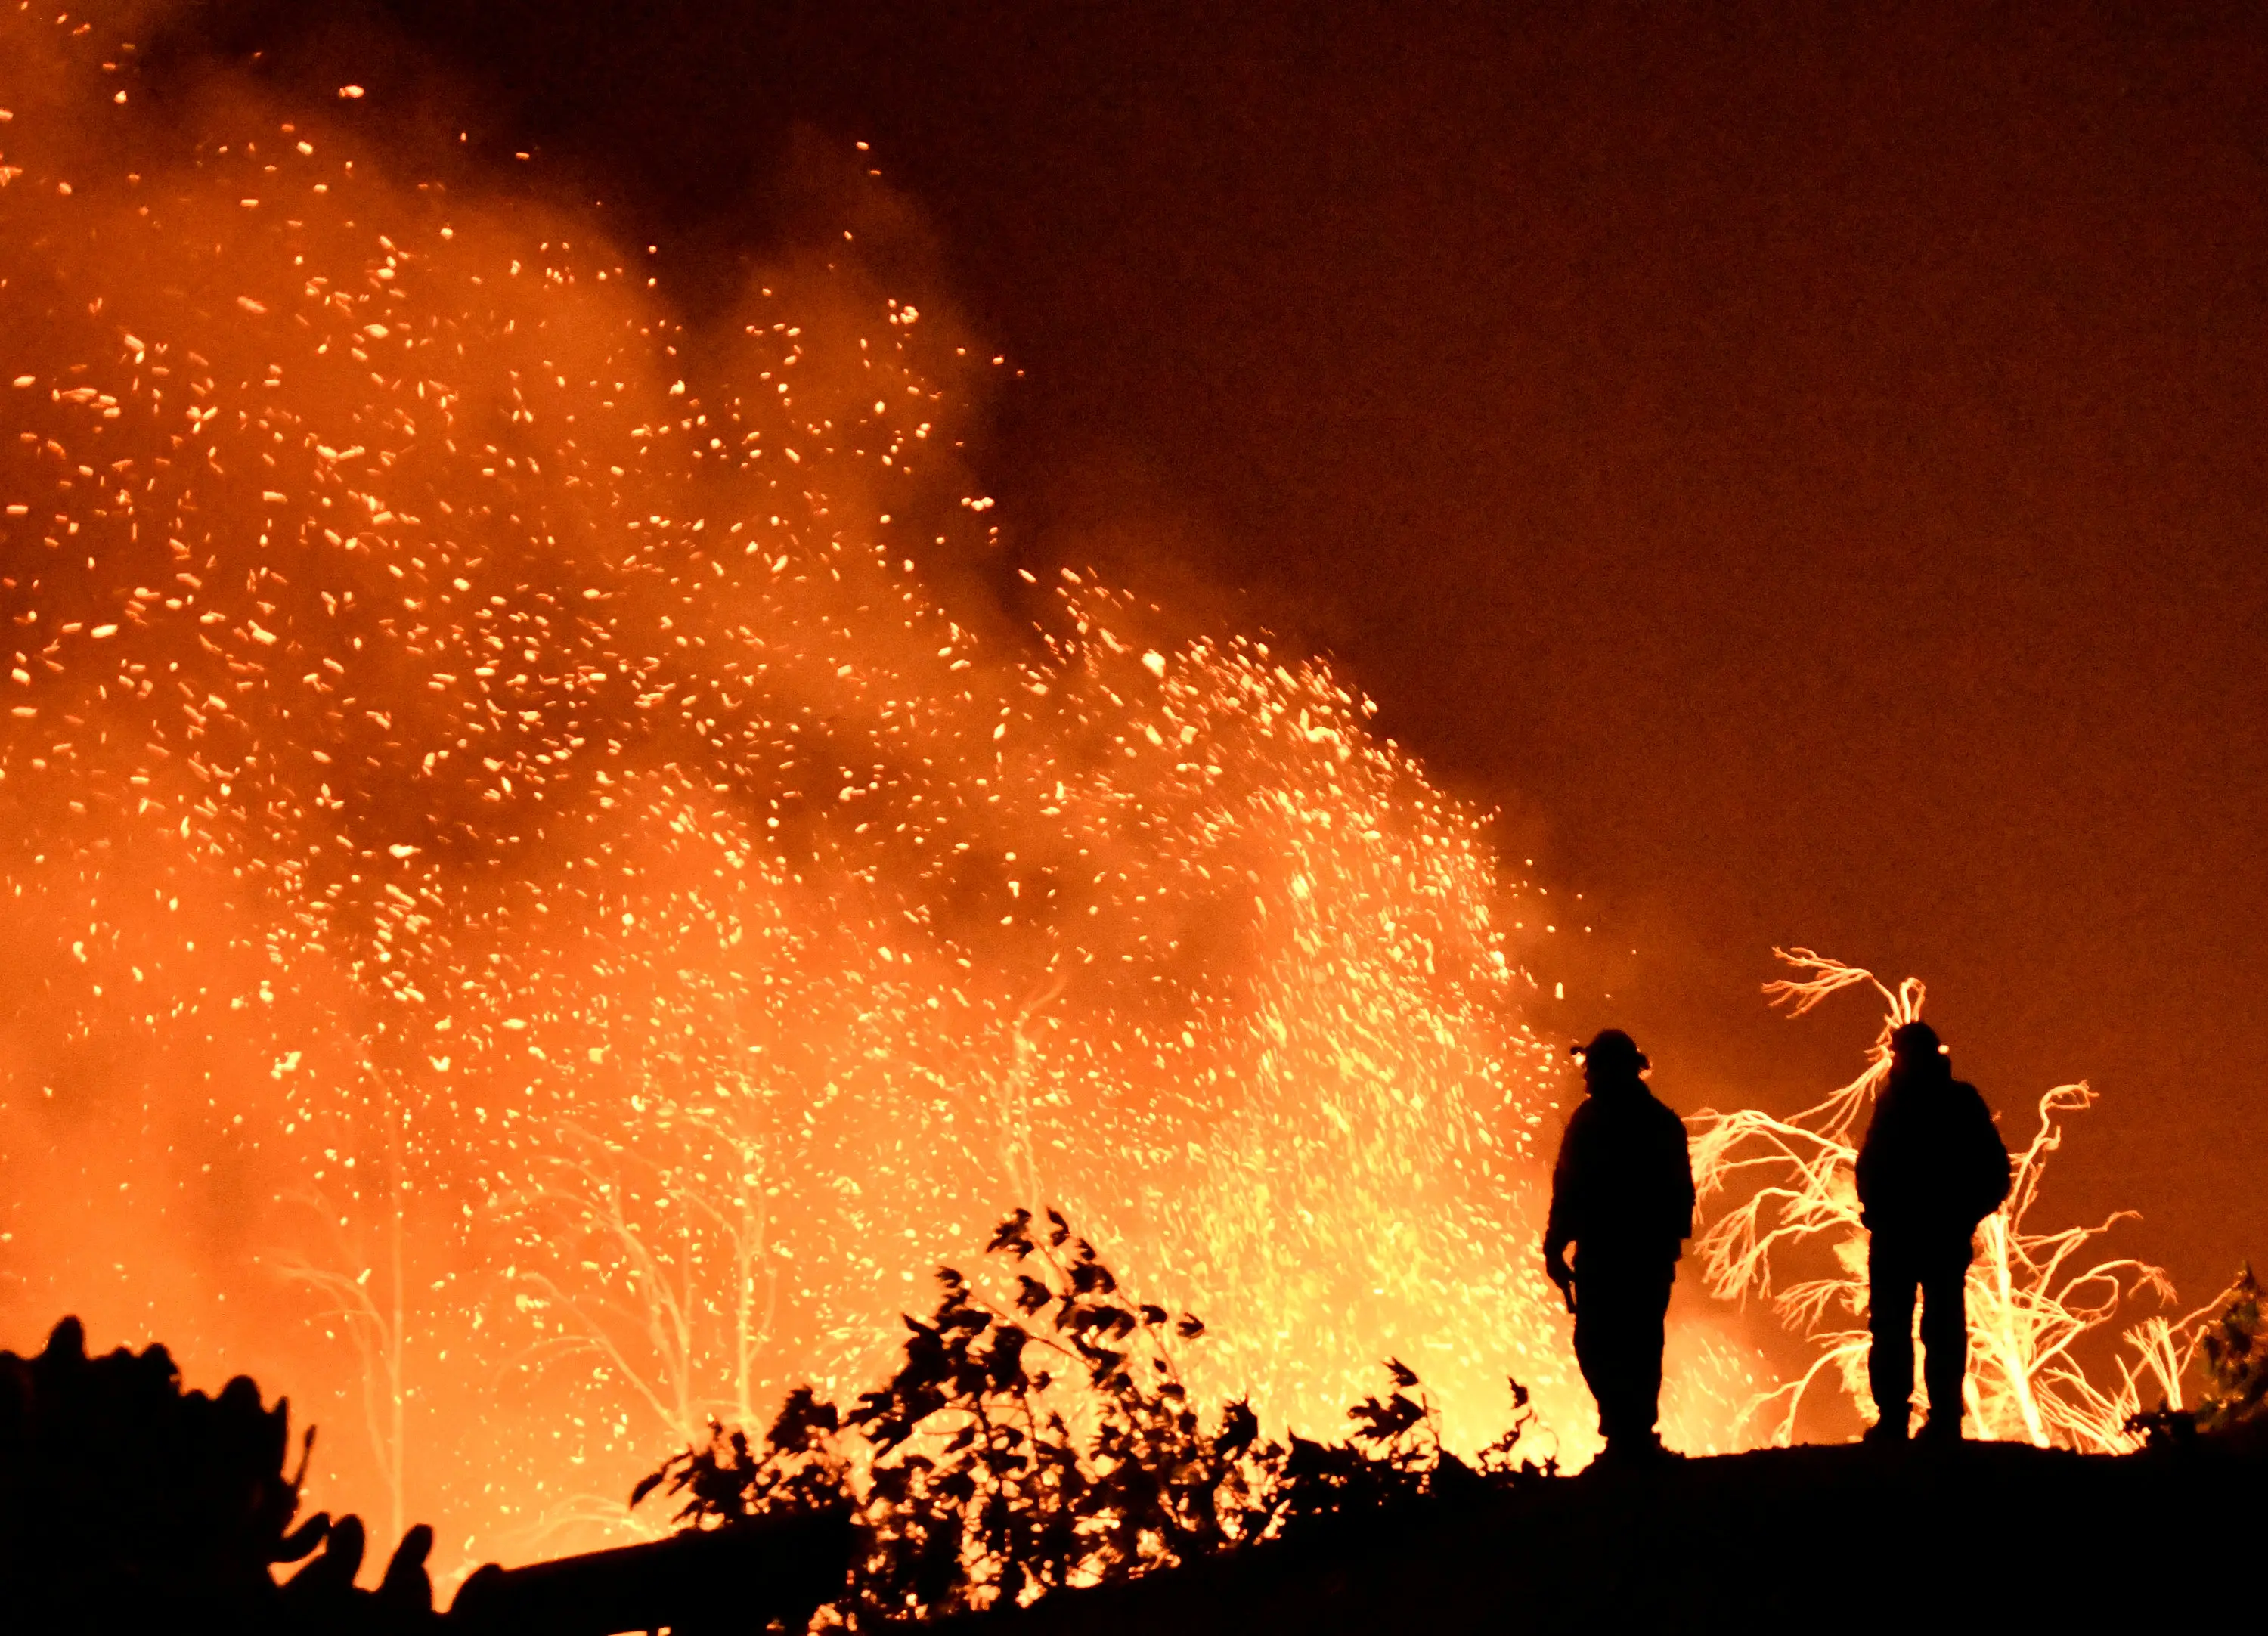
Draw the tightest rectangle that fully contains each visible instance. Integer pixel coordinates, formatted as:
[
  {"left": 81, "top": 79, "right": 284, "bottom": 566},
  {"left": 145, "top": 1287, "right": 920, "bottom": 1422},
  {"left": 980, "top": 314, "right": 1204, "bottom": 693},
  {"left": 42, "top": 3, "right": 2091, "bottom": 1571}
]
[
  {"left": 1855, "top": 1067, "right": 2012, "bottom": 1243},
  {"left": 1545, "top": 1080, "right": 1696, "bottom": 1273}
]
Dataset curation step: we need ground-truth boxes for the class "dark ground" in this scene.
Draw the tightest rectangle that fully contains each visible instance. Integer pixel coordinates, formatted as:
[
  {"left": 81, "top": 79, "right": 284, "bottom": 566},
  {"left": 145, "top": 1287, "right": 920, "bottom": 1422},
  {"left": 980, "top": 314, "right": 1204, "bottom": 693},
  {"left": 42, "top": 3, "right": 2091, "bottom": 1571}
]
[{"left": 942, "top": 1438, "right": 2264, "bottom": 1634}]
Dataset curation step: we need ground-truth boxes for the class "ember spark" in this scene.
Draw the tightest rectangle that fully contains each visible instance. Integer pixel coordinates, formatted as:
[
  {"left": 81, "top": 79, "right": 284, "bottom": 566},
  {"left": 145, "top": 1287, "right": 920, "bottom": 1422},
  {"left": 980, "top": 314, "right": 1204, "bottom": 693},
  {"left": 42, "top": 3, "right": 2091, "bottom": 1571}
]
[{"left": 0, "top": 8, "right": 1755, "bottom": 1576}]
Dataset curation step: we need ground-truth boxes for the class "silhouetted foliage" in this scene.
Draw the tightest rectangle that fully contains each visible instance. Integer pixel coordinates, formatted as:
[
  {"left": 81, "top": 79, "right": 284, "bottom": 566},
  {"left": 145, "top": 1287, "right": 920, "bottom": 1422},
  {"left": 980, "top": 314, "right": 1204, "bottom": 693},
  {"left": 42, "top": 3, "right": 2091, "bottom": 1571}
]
[
  {"left": 2194, "top": 1264, "right": 2268, "bottom": 1432},
  {"left": 638, "top": 1209, "right": 1550, "bottom": 1625},
  {"left": 2123, "top": 1265, "right": 2268, "bottom": 1452},
  {"left": 0, "top": 1315, "right": 436, "bottom": 1632}
]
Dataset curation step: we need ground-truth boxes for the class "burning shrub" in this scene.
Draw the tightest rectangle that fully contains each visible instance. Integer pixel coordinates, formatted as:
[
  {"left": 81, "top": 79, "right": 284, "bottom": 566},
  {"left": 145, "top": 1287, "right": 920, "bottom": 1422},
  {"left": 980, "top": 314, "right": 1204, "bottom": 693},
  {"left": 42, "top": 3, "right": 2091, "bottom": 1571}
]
[{"left": 635, "top": 1210, "right": 1551, "bottom": 1624}]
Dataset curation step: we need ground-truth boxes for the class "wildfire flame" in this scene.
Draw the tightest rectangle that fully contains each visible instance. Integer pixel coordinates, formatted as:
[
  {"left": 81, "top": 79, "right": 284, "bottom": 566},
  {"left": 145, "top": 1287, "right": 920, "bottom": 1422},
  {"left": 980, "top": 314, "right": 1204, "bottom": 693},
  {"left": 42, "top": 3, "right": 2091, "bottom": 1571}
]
[{"left": 0, "top": 8, "right": 1757, "bottom": 1577}]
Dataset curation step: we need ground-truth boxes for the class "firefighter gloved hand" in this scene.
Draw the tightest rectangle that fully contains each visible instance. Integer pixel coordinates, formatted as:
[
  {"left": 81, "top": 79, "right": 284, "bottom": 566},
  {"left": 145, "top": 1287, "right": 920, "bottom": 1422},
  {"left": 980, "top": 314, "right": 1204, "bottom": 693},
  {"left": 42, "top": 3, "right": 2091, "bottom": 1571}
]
[{"left": 1545, "top": 1250, "right": 1576, "bottom": 1314}]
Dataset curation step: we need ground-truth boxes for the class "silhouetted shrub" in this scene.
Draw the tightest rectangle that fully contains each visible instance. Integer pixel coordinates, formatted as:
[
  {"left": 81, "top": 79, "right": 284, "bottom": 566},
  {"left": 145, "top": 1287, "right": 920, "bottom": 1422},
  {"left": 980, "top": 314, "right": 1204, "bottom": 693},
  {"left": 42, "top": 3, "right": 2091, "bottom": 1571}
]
[
  {"left": 2195, "top": 1264, "right": 2268, "bottom": 1432},
  {"left": 2124, "top": 1265, "right": 2268, "bottom": 1452},
  {"left": 0, "top": 1315, "right": 435, "bottom": 1632},
  {"left": 637, "top": 1209, "right": 1550, "bottom": 1625}
]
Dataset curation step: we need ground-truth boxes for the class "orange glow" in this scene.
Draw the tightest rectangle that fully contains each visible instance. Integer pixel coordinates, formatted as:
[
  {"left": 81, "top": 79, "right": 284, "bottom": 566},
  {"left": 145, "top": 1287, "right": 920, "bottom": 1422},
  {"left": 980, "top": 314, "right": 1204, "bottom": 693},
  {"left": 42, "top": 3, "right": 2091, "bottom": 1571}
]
[{"left": 0, "top": 9, "right": 1761, "bottom": 1580}]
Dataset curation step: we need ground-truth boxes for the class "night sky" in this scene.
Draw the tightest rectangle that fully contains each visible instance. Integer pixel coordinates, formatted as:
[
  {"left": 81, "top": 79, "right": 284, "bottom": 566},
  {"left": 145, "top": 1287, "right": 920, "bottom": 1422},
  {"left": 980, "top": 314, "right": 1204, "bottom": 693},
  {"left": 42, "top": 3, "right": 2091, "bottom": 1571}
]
[{"left": 194, "top": 2, "right": 2268, "bottom": 1307}]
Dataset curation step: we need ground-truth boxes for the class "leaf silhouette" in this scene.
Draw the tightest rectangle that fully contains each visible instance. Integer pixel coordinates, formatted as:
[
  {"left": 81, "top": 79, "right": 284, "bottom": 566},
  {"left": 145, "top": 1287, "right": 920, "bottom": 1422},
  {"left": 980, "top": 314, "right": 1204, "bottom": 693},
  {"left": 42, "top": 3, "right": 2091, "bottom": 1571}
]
[
  {"left": 987, "top": 1210, "right": 1034, "bottom": 1257},
  {"left": 626, "top": 1207, "right": 1550, "bottom": 1625}
]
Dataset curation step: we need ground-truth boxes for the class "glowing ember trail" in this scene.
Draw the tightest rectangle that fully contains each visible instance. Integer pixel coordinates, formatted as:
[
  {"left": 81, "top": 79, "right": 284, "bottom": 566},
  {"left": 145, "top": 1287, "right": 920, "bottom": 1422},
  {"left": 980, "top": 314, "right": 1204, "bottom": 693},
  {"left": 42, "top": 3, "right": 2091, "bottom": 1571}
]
[
  {"left": 0, "top": 8, "right": 1750, "bottom": 1574},
  {"left": 1691, "top": 950, "right": 2207, "bottom": 1451}
]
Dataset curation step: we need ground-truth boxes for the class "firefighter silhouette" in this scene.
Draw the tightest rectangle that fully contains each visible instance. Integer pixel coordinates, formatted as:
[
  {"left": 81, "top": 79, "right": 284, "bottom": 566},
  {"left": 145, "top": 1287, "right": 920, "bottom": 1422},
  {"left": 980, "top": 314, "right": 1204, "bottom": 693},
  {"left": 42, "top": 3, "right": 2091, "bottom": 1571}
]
[
  {"left": 1856, "top": 1020, "right": 2011, "bottom": 1441},
  {"left": 1543, "top": 1030, "right": 1695, "bottom": 1461}
]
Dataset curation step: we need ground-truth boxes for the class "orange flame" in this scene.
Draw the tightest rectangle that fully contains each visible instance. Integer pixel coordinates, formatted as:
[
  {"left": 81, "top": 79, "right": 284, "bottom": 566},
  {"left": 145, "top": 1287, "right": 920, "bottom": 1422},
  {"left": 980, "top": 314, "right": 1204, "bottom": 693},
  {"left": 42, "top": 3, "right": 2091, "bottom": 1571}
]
[{"left": 0, "top": 8, "right": 1758, "bottom": 1578}]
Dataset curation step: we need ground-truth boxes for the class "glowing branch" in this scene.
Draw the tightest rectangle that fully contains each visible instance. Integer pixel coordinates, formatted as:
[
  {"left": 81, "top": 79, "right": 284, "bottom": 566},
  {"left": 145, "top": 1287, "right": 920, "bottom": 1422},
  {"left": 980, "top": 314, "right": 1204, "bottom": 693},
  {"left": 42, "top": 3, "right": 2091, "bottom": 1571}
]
[{"left": 1692, "top": 950, "right": 2188, "bottom": 1452}]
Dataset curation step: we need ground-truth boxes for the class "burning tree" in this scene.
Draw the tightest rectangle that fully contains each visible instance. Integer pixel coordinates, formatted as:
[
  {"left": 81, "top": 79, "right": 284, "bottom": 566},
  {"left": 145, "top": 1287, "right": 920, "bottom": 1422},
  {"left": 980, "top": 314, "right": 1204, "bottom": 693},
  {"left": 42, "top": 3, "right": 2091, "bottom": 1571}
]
[
  {"left": 272, "top": 1065, "right": 420, "bottom": 1551},
  {"left": 482, "top": 1094, "right": 782, "bottom": 1553},
  {"left": 1689, "top": 950, "right": 2205, "bottom": 1450}
]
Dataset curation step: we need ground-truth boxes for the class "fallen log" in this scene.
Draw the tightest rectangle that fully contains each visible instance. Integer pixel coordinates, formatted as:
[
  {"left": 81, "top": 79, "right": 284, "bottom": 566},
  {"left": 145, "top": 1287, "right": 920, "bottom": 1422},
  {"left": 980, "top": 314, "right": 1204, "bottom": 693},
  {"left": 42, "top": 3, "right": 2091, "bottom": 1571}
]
[{"left": 448, "top": 1508, "right": 851, "bottom": 1636}]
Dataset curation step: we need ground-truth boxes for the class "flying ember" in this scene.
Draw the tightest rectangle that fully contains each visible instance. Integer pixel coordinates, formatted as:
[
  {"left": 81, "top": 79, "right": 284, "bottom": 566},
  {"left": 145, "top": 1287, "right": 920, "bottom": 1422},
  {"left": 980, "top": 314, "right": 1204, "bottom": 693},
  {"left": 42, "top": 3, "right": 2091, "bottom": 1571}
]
[{"left": 0, "top": 6, "right": 1749, "bottom": 1577}]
